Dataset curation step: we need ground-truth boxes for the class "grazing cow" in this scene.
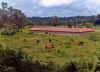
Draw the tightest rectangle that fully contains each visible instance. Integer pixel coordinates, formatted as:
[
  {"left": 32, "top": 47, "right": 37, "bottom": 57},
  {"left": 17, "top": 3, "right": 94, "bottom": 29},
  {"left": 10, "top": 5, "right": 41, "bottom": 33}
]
[{"left": 45, "top": 43, "right": 54, "bottom": 50}]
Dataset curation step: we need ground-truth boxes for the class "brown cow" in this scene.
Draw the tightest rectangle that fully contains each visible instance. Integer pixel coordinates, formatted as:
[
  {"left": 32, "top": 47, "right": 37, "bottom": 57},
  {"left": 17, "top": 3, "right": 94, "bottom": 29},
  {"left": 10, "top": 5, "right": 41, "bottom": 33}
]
[{"left": 45, "top": 42, "right": 54, "bottom": 50}]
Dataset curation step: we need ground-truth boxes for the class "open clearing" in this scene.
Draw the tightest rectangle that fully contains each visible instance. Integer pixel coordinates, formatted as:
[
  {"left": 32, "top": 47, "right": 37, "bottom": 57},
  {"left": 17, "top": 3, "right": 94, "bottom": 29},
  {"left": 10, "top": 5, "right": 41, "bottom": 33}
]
[{"left": 0, "top": 27, "right": 100, "bottom": 67}]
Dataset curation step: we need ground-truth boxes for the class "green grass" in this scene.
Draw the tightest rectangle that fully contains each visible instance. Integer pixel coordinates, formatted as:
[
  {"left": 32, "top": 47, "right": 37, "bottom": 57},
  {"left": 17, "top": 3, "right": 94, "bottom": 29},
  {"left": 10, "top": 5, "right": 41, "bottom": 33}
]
[
  {"left": 0, "top": 27, "right": 100, "bottom": 67},
  {"left": 94, "top": 25, "right": 100, "bottom": 29}
]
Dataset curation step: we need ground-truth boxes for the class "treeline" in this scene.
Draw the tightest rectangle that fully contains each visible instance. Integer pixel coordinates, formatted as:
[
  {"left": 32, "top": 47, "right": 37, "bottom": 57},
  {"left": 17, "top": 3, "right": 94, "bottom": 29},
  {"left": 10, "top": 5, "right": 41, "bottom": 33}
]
[
  {"left": 0, "top": 48, "right": 100, "bottom": 72},
  {"left": 0, "top": 2, "right": 29, "bottom": 36},
  {"left": 28, "top": 15, "right": 100, "bottom": 27}
]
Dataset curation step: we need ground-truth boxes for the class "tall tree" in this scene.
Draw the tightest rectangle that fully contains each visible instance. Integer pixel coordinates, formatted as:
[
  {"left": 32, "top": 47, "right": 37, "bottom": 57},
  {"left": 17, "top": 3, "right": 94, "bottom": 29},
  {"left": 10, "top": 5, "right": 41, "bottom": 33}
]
[
  {"left": 1, "top": 2, "right": 8, "bottom": 10},
  {"left": 0, "top": 2, "right": 29, "bottom": 35},
  {"left": 49, "top": 16, "right": 60, "bottom": 26}
]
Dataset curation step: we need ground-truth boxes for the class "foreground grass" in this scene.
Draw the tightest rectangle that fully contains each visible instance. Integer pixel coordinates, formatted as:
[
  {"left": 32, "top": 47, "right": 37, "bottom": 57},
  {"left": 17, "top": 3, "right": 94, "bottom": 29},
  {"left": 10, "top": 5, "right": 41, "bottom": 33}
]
[{"left": 0, "top": 28, "right": 100, "bottom": 67}]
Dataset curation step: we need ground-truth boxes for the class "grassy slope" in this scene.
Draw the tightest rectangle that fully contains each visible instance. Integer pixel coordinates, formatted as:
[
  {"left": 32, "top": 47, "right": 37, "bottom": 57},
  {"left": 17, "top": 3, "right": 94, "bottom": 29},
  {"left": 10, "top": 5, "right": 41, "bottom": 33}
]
[{"left": 0, "top": 27, "right": 100, "bottom": 67}]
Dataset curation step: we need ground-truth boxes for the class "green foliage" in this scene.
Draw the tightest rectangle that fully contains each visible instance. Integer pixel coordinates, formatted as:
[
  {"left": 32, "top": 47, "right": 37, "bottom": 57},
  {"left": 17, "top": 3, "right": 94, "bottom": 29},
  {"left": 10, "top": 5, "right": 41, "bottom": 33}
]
[
  {"left": 1, "top": 24, "right": 19, "bottom": 36},
  {"left": 84, "top": 22, "right": 94, "bottom": 28},
  {"left": 0, "top": 48, "right": 57, "bottom": 72},
  {"left": 0, "top": 2, "right": 29, "bottom": 30},
  {"left": 0, "top": 27, "right": 100, "bottom": 72},
  {"left": 62, "top": 62, "right": 78, "bottom": 72},
  {"left": 0, "top": 48, "right": 99, "bottom": 72},
  {"left": 89, "top": 33, "right": 100, "bottom": 41}
]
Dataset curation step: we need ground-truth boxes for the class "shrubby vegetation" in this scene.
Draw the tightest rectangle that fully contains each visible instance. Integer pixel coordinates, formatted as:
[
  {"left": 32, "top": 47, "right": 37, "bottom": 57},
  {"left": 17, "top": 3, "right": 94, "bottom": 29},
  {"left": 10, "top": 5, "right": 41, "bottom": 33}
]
[
  {"left": 0, "top": 2, "right": 28, "bottom": 36},
  {"left": 0, "top": 28, "right": 99, "bottom": 72},
  {"left": 84, "top": 22, "right": 94, "bottom": 28},
  {"left": 0, "top": 48, "right": 100, "bottom": 72},
  {"left": 0, "top": 1, "right": 100, "bottom": 72},
  {"left": 89, "top": 33, "right": 100, "bottom": 41},
  {"left": 0, "top": 48, "right": 56, "bottom": 72},
  {"left": 1, "top": 24, "right": 19, "bottom": 36}
]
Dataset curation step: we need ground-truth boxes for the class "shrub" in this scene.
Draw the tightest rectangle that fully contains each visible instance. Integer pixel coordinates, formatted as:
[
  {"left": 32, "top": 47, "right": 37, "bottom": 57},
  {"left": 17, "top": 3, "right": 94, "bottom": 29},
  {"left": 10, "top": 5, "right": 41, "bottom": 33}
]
[
  {"left": 57, "top": 49, "right": 61, "bottom": 54},
  {"left": 1, "top": 28, "right": 15, "bottom": 36},
  {"left": 94, "top": 56, "right": 100, "bottom": 72},
  {"left": 84, "top": 22, "right": 94, "bottom": 28},
  {"left": 79, "top": 41, "right": 84, "bottom": 46},
  {"left": 0, "top": 49, "right": 24, "bottom": 72},
  {"left": 0, "top": 67, "right": 16, "bottom": 72},
  {"left": 89, "top": 33, "right": 100, "bottom": 41},
  {"left": 0, "top": 48, "right": 56, "bottom": 72},
  {"left": 1, "top": 24, "right": 19, "bottom": 36},
  {"left": 62, "top": 62, "right": 78, "bottom": 72},
  {"left": 94, "top": 64, "right": 100, "bottom": 72},
  {"left": 61, "top": 61, "right": 95, "bottom": 72},
  {"left": 0, "top": 43, "right": 3, "bottom": 48}
]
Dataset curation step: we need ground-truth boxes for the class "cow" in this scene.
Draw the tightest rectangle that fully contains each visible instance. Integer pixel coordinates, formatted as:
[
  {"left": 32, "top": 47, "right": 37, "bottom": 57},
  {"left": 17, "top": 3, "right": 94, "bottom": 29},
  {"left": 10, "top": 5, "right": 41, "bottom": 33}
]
[{"left": 45, "top": 42, "right": 54, "bottom": 51}]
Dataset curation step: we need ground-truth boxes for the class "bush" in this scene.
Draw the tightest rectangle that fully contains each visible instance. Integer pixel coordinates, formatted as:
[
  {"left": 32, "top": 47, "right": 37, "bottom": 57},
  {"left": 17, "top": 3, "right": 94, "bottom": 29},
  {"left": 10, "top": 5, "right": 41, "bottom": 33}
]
[
  {"left": 0, "top": 67, "right": 16, "bottom": 72},
  {"left": 0, "top": 48, "right": 98, "bottom": 72},
  {"left": 1, "top": 28, "right": 15, "bottom": 36},
  {"left": 62, "top": 62, "right": 78, "bottom": 72},
  {"left": 89, "top": 33, "right": 100, "bottom": 41},
  {"left": 84, "top": 22, "right": 94, "bottom": 28},
  {"left": 0, "top": 48, "right": 56, "bottom": 72},
  {"left": 79, "top": 41, "right": 84, "bottom": 46},
  {"left": 61, "top": 61, "right": 96, "bottom": 72},
  {"left": 1, "top": 24, "right": 19, "bottom": 36},
  {"left": 0, "top": 49, "right": 24, "bottom": 72}
]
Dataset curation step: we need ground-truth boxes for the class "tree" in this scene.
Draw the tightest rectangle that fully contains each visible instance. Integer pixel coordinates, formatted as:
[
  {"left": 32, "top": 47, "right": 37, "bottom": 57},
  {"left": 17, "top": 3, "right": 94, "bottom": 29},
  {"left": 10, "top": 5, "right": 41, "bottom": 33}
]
[
  {"left": 49, "top": 16, "right": 60, "bottom": 26},
  {"left": 0, "top": 2, "right": 28, "bottom": 32},
  {"left": 67, "top": 20, "right": 72, "bottom": 28},
  {"left": 8, "top": 6, "right": 13, "bottom": 15},
  {"left": 12, "top": 9, "right": 27, "bottom": 29},
  {"left": 1, "top": 2, "right": 8, "bottom": 10}
]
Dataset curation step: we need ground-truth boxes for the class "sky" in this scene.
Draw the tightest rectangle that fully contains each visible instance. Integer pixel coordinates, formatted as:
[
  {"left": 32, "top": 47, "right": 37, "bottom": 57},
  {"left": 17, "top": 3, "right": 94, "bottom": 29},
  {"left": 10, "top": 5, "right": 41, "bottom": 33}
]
[{"left": 0, "top": 0, "right": 100, "bottom": 17}]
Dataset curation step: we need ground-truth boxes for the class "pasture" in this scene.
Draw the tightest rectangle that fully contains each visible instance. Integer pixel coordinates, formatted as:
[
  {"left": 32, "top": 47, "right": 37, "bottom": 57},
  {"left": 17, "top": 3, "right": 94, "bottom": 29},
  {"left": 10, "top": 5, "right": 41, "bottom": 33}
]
[{"left": 0, "top": 27, "right": 100, "bottom": 67}]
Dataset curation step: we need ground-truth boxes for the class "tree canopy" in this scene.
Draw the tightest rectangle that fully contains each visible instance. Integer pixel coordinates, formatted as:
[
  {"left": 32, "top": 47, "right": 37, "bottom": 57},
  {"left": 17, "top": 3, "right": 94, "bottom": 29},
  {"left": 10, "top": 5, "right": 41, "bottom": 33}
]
[
  {"left": 0, "top": 2, "right": 28, "bottom": 29},
  {"left": 0, "top": 2, "right": 29, "bottom": 35}
]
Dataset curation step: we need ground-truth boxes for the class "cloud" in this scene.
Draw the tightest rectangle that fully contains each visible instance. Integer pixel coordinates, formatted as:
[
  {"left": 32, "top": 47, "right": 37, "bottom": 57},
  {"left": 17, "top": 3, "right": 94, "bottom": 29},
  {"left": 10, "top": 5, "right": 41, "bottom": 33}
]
[
  {"left": 33, "top": 0, "right": 100, "bottom": 16},
  {"left": 39, "top": 0, "right": 74, "bottom": 7},
  {"left": 30, "top": 0, "right": 100, "bottom": 16},
  {"left": 87, "top": 0, "right": 100, "bottom": 6},
  {"left": 87, "top": 0, "right": 100, "bottom": 10},
  {"left": 0, "top": 0, "right": 100, "bottom": 17},
  {"left": 84, "top": 0, "right": 100, "bottom": 15}
]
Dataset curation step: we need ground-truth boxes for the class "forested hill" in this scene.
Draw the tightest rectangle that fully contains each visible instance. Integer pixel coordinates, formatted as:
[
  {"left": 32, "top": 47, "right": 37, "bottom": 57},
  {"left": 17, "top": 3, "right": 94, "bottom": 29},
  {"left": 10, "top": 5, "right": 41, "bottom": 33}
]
[{"left": 28, "top": 15, "right": 100, "bottom": 26}]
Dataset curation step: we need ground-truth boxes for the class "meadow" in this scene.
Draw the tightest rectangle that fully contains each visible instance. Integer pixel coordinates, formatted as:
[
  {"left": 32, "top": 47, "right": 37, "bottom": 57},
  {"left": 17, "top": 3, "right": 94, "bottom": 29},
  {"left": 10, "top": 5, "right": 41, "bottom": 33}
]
[{"left": 0, "top": 27, "right": 100, "bottom": 68}]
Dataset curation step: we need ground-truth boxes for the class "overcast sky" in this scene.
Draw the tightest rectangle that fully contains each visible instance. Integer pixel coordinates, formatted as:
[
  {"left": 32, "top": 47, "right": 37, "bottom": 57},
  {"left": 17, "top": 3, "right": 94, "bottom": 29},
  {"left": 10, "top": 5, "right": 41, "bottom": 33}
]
[{"left": 0, "top": 0, "right": 100, "bottom": 17}]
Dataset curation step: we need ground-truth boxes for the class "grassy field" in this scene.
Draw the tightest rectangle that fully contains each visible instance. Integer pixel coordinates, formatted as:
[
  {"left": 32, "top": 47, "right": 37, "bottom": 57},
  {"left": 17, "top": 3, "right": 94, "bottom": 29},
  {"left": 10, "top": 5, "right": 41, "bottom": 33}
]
[{"left": 0, "top": 27, "right": 100, "bottom": 67}]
